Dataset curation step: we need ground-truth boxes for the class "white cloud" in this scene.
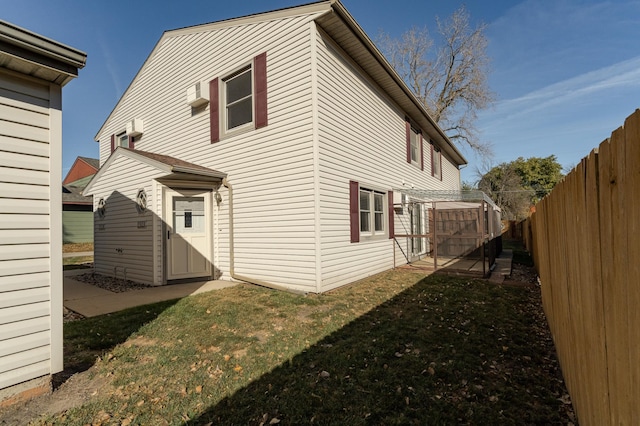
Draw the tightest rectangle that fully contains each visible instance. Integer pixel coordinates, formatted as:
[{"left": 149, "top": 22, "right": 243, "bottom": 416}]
[{"left": 485, "top": 56, "right": 640, "bottom": 123}]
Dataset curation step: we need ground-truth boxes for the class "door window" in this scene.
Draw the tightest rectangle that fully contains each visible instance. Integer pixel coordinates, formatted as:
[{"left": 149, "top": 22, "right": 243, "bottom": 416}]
[{"left": 173, "top": 197, "right": 205, "bottom": 233}]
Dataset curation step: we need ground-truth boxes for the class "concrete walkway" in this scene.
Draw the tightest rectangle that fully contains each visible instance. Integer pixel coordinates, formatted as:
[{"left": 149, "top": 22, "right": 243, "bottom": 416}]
[
  {"left": 489, "top": 249, "right": 513, "bottom": 284},
  {"left": 63, "top": 270, "right": 237, "bottom": 317}
]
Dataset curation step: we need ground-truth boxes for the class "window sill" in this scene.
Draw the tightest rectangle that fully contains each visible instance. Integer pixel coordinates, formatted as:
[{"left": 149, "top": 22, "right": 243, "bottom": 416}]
[
  {"left": 220, "top": 122, "right": 256, "bottom": 141},
  {"left": 359, "top": 233, "right": 388, "bottom": 242}
]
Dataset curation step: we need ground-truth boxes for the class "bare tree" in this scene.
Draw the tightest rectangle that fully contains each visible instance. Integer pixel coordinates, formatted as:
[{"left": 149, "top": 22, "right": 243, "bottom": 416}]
[{"left": 378, "top": 6, "right": 495, "bottom": 158}]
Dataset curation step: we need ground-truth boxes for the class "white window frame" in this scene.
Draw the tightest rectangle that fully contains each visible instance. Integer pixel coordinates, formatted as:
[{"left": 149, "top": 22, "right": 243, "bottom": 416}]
[
  {"left": 410, "top": 127, "right": 420, "bottom": 167},
  {"left": 116, "top": 131, "right": 130, "bottom": 148},
  {"left": 359, "top": 187, "right": 386, "bottom": 238},
  {"left": 222, "top": 65, "right": 253, "bottom": 136},
  {"left": 432, "top": 145, "right": 442, "bottom": 180}
]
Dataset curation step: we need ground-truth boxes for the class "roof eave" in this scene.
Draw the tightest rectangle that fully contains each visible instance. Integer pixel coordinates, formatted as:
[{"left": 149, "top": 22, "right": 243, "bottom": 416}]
[
  {"left": 317, "top": 2, "right": 467, "bottom": 166},
  {"left": 0, "top": 20, "right": 86, "bottom": 81},
  {"left": 171, "top": 165, "right": 227, "bottom": 179}
]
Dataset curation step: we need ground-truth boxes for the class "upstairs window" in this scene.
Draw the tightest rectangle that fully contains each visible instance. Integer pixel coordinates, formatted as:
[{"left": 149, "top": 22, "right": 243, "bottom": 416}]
[
  {"left": 117, "top": 132, "right": 130, "bottom": 148},
  {"left": 431, "top": 143, "right": 442, "bottom": 180},
  {"left": 405, "top": 118, "right": 423, "bottom": 170},
  {"left": 210, "top": 52, "right": 268, "bottom": 143},
  {"left": 224, "top": 67, "right": 253, "bottom": 131},
  {"left": 111, "top": 132, "right": 133, "bottom": 152},
  {"left": 410, "top": 127, "right": 420, "bottom": 165}
]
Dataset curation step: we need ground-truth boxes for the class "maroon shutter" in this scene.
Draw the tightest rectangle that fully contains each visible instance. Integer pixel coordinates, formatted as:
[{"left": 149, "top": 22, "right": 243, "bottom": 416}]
[
  {"left": 349, "top": 180, "right": 359, "bottom": 243},
  {"left": 388, "top": 190, "right": 394, "bottom": 239},
  {"left": 430, "top": 142, "right": 435, "bottom": 177},
  {"left": 254, "top": 52, "right": 268, "bottom": 129},
  {"left": 405, "top": 118, "right": 411, "bottom": 164},
  {"left": 438, "top": 150, "right": 443, "bottom": 181},
  {"left": 128, "top": 135, "right": 134, "bottom": 150},
  {"left": 110, "top": 134, "right": 115, "bottom": 153},
  {"left": 419, "top": 133, "right": 424, "bottom": 171},
  {"left": 209, "top": 78, "right": 220, "bottom": 143}
]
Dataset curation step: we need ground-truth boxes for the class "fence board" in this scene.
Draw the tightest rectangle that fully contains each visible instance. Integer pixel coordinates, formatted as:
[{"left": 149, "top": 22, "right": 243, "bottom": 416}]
[
  {"left": 521, "top": 109, "right": 640, "bottom": 425},
  {"left": 623, "top": 111, "right": 640, "bottom": 426}
]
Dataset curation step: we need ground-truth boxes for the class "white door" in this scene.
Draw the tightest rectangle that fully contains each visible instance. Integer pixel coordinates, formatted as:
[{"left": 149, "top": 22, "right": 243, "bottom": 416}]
[{"left": 165, "top": 188, "right": 211, "bottom": 280}]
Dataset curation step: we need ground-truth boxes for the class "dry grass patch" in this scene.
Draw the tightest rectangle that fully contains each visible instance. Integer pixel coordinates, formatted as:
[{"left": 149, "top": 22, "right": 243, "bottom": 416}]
[{"left": 32, "top": 268, "right": 573, "bottom": 425}]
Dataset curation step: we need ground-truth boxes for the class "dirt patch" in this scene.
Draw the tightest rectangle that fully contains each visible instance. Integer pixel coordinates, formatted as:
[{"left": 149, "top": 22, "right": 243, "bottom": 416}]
[
  {"left": 0, "top": 368, "right": 110, "bottom": 425},
  {"left": 504, "top": 263, "right": 539, "bottom": 286},
  {"left": 251, "top": 330, "right": 270, "bottom": 343},
  {"left": 62, "top": 243, "right": 94, "bottom": 253},
  {"left": 123, "top": 336, "right": 158, "bottom": 348}
]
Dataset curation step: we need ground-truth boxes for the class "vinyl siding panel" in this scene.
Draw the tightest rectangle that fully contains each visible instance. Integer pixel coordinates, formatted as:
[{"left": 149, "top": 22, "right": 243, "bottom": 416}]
[
  {"left": 314, "top": 29, "right": 461, "bottom": 291},
  {"left": 0, "top": 70, "right": 56, "bottom": 391},
  {"left": 62, "top": 210, "right": 93, "bottom": 243},
  {"left": 96, "top": 14, "right": 322, "bottom": 291},
  {"left": 90, "top": 155, "right": 163, "bottom": 284}
]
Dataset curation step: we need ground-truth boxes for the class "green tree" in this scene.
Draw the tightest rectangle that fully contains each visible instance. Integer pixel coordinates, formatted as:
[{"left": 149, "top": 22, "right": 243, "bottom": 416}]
[
  {"left": 477, "top": 155, "right": 563, "bottom": 220},
  {"left": 511, "top": 155, "right": 563, "bottom": 203}
]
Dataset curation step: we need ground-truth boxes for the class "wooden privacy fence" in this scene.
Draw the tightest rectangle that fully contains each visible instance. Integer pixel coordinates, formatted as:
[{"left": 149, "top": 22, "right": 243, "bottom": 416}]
[{"left": 521, "top": 109, "right": 640, "bottom": 425}]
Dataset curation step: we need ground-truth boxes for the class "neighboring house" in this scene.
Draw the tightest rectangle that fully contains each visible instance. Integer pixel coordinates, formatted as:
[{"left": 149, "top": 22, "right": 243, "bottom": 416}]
[
  {"left": 62, "top": 157, "right": 99, "bottom": 243},
  {"left": 0, "top": 21, "right": 85, "bottom": 404},
  {"left": 84, "top": 0, "right": 467, "bottom": 293}
]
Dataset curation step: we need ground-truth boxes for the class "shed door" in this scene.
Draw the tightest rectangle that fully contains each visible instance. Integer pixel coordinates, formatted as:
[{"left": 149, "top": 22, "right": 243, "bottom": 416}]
[{"left": 165, "top": 189, "right": 211, "bottom": 280}]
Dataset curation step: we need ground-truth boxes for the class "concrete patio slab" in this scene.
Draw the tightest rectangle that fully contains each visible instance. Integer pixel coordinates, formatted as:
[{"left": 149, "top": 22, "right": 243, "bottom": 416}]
[{"left": 63, "top": 275, "right": 237, "bottom": 317}]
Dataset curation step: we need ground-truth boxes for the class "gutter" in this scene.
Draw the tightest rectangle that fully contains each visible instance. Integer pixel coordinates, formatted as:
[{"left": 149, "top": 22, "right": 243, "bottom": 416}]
[
  {"left": 222, "top": 178, "right": 306, "bottom": 296},
  {"left": 0, "top": 19, "right": 87, "bottom": 69}
]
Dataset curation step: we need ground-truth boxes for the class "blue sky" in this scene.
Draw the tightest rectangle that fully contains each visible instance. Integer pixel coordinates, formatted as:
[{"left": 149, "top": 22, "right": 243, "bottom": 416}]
[{"left": 3, "top": 0, "right": 640, "bottom": 183}]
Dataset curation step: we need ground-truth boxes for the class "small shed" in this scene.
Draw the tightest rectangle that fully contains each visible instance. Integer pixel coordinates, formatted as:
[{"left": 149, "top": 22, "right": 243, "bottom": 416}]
[
  {"left": 0, "top": 20, "right": 85, "bottom": 405},
  {"left": 392, "top": 189, "right": 502, "bottom": 277}
]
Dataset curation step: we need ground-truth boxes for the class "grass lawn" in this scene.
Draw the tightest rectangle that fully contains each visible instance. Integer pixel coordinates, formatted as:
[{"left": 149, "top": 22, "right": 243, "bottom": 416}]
[
  {"left": 40, "top": 264, "right": 573, "bottom": 425},
  {"left": 63, "top": 243, "right": 94, "bottom": 269}
]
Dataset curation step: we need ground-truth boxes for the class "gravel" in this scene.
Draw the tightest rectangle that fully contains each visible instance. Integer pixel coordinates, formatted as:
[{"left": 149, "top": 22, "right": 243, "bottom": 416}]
[
  {"left": 73, "top": 272, "right": 152, "bottom": 293},
  {"left": 64, "top": 272, "right": 153, "bottom": 322}
]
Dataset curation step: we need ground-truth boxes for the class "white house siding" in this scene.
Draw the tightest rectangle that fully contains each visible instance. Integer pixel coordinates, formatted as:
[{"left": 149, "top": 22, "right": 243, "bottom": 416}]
[
  {"left": 90, "top": 155, "right": 162, "bottom": 284},
  {"left": 95, "top": 13, "right": 323, "bottom": 292},
  {"left": 314, "top": 29, "right": 461, "bottom": 291},
  {"left": 0, "top": 70, "right": 61, "bottom": 389}
]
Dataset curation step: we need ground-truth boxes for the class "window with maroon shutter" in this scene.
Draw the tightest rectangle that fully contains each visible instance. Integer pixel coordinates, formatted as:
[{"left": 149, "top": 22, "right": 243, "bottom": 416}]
[
  {"left": 254, "top": 52, "right": 267, "bottom": 129},
  {"left": 430, "top": 142, "right": 435, "bottom": 176},
  {"left": 209, "top": 78, "right": 219, "bottom": 143},
  {"left": 353, "top": 182, "right": 389, "bottom": 242},
  {"left": 405, "top": 118, "right": 411, "bottom": 164},
  {"left": 433, "top": 146, "right": 442, "bottom": 180},
  {"left": 419, "top": 133, "right": 424, "bottom": 171},
  {"left": 388, "top": 190, "right": 394, "bottom": 239},
  {"left": 349, "top": 180, "right": 359, "bottom": 243},
  {"left": 128, "top": 135, "right": 135, "bottom": 150},
  {"left": 407, "top": 121, "right": 421, "bottom": 168},
  {"left": 211, "top": 52, "right": 268, "bottom": 143}
]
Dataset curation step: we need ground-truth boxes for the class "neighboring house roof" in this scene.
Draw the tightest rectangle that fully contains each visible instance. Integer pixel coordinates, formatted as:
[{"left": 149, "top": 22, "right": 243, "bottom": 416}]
[
  {"left": 0, "top": 19, "right": 86, "bottom": 86},
  {"left": 62, "top": 184, "right": 92, "bottom": 205},
  {"left": 66, "top": 174, "right": 95, "bottom": 189},
  {"left": 78, "top": 156, "right": 100, "bottom": 169},
  {"left": 93, "top": 0, "right": 466, "bottom": 166},
  {"left": 84, "top": 147, "right": 227, "bottom": 194},
  {"left": 63, "top": 156, "right": 99, "bottom": 185}
]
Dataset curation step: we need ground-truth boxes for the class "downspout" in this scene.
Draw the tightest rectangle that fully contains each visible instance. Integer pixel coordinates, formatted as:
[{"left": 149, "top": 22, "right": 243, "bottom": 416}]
[{"left": 222, "top": 178, "right": 306, "bottom": 296}]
